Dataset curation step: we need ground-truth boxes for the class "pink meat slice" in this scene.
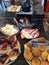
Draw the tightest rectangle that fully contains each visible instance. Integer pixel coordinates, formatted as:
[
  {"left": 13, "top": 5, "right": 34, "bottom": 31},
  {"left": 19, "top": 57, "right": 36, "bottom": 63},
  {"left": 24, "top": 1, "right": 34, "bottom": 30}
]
[
  {"left": 31, "top": 29, "right": 38, "bottom": 37},
  {"left": 20, "top": 29, "right": 40, "bottom": 39},
  {"left": 20, "top": 33, "right": 25, "bottom": 39},
  {"left": 34, "top": 31, "right": 40, "bottom": 38},
  {"left": 20, "top": 29, "right": 33, "bottom": 39},
  {"left": 24, "top": 29, "right": 35, "bottom": 34}
]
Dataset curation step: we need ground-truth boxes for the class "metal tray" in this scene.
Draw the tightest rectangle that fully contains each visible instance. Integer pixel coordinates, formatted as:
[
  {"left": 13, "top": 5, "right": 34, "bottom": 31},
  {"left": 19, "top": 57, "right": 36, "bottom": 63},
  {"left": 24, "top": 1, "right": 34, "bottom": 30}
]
[{"left": 24, "top": 38, "right": 49, "bottom": 65}]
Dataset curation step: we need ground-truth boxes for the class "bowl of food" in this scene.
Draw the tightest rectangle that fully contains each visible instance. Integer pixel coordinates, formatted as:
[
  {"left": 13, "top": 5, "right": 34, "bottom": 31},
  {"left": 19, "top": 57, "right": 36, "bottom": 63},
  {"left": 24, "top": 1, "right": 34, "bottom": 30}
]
[
  {"left": 0, "top": 24, "right": 19, "bottom": 36},
  {"left": 23, "top": 37, "right": 49, "bottom": 65},
  {"left": 0, "top": 35, "right": 21, "bottom": 65},
  {"left": 7, "top": 5, "right": 21, "bottom": 12}
]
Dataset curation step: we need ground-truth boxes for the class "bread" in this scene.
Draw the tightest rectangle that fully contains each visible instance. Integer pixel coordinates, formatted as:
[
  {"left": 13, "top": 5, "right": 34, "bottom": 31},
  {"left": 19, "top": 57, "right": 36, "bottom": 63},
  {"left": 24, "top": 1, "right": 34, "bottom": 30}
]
[
  {"left": 0, "top": 35, "right": 20, "bottom": 65},
  {"left": 47, "top": 54, "right": 49, "bottom": 61},
  {"left": 0, "top": 54, "right": 9, "bottom": 65},
  {"left": 32, "top": 48, "right": 41, "bottom": 57},
  {"left": 38, "top": 45, "right": 46, "bottom": 52},
  {"left": 8, "top": 40, "right": 20, "bottom": 51},
  {"left": 16, "top": 6, "right": 21, "bottom": 12},
  {"left": 41, "top": 61, "right": 49, "bottom": 65},
  {"left": 32, "top": 58, "right": 41, "bottom": 65},
  {"left": 41, "top": 51, "right": 48, "bottom": 60},
  {"left": 10, "top": 5, "right": 17, "bottom": 12},
  {"left": 9, "top": 5, "right": 21, "bottom": 12},
  {"left": 47, "top": 50, "right": 49, "bottom": 53},
  {"left": 1, "top": 24, "right": 18, "bottom": 36},
  {"left": 9, "top": 49, "right": 19, "bottom": 61},
  {"left": 13, "top": 41, "right": 20, "bottom": 51},
  {"left": 24, "top": 50, "right": 33, "bottom": 60},
  {"left": 11, "top": 7, "right": 17, "bottom": 12},
  {"left": 0, "top": 43, "right": 8, "bottom": 54},
  {"left": 24, "top": 43, "right": 32, "bottom": 51}
]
